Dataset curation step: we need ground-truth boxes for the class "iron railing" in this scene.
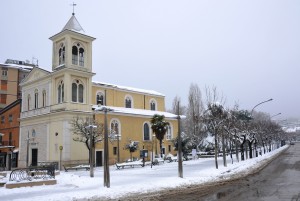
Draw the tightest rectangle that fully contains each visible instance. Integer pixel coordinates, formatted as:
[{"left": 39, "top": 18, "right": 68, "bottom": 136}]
[{"left": 9, "top": 165, "right": 55, "bottom": 182}]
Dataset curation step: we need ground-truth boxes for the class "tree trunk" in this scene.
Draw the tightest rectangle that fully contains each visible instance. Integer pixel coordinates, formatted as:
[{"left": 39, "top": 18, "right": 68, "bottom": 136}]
[
  {"left": 248, "top": 141, "right": 253, "bottom": 159},
  {"left": 235, "top": 135, "right": 239, "bottom": 162},
  {"left": 160, "top": 139, "right": 163, "bottom": 158},
  {"left": 240, "top": 141, "right": 245, "bottom": 161},
  {"left": 222, "top": 133, "right": 227, "bottom": 167},
  {"left": 214, "top": 134, "right": 218, "bottom": 169}
]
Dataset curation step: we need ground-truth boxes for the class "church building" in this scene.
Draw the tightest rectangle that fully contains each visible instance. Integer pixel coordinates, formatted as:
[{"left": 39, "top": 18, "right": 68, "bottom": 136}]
[{"left": 19, "top": 13, "right": 178, "bottom": 168}]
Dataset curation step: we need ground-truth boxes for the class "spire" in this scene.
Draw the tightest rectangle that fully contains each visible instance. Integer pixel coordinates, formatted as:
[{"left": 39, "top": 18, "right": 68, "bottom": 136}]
[
  {"left": 71, "top": 2, "right": 76, "bottom": 16},
  {"left": 62, "top": 15, "right": 85, "bottom": 33}
]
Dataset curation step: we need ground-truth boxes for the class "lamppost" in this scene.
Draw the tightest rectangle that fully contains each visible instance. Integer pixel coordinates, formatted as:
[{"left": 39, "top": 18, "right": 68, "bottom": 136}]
[
  {"left": 151, "top": 134, "right": 155, "bottom": 168},
  {"left": 25, "top": 132, "right": 34, "bottom": 168},
  {"left": 86, "top": 124, "right": 97, "bottom": 178},
  {"left": 271, "top": 113, "right": 281, "bottom": 118},
  {"left": 94, "top": 105, "right": 114, "bottom": 188},
  {"left": 249, "top": 98, "right": 273, "bottom": 159},
  {"left": 59, "top": 145, "right": 63, "bottom": 171},
  {"left": 250, "top": 98, "right": 273, "bottom": 116},
  {"left": 177, "top": 102, "right": 183, "bottom": 178},
  {"left": 114, "top": 133, "right": 121, "bottom": 163}
]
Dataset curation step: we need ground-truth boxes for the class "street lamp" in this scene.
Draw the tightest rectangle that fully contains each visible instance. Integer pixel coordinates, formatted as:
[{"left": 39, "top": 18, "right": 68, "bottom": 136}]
[
  {"left": 94, "top": 105, "right": 114, "bottom": 188},
  {"left": 177, "top": 101, "right": 183, "bottom": 178},
  {"left": 271, "top": 113, "right": 281, "bottom": 118},
  {"left": 250, "top": 98, "right": 273, "bottom": 116},
  {"left": 113, "top": 133, "right": 121, "bottom": 163},
  {"left": 85, "top": 124, "right": 97, "bottom": 178},
  {"left": 25, "top": 132, "right": 34, "bottom": 168},
  {"left": 151, "top": 134, "right": 155, "bottom": 168}
]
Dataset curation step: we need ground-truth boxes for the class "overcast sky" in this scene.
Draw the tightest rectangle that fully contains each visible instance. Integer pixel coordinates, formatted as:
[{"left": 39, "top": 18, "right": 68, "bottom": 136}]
[{"left": 1, "top": 0, "right": 299, "bottom": 119}]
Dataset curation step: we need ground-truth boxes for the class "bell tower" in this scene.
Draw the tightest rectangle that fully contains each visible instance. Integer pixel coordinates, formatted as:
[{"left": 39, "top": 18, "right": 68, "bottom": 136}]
[
  {"left": 49, "top": 13, "right": 95, "bottom": 73},
  {"left": 48, "top": 12, "right": 96, "bottom": 107}
]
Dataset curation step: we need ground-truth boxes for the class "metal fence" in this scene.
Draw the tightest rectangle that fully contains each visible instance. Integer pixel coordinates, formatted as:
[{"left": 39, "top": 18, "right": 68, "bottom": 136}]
[{"left": 9, "top": 165, "right": 55, "bottom": 182}]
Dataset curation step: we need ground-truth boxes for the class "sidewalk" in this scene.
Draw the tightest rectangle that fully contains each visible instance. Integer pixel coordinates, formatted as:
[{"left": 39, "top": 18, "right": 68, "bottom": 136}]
[{"left": 0, "top": 145, "right": 288, "bottom": 201}]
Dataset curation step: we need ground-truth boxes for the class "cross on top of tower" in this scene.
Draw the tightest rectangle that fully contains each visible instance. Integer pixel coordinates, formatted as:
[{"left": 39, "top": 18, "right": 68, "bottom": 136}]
[{"left": 71, "top": 2, "right": 77, "bottom": 15}]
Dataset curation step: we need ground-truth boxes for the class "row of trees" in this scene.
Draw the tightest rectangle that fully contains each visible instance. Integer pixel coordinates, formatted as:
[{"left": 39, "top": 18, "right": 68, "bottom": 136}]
[
  {"left": 169, "top": 84, "right": 285, "bottom": 169},
  {"left": 69, "top": 83, "right": 286, "bottom": 171}
]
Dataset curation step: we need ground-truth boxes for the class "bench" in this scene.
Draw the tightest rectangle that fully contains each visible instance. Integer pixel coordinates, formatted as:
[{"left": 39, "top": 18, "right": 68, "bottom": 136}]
[
  {"left": 63, "top": 164, "right": 90, "bottom": 172},
  {"left": 152, "top": 157, "right": 165, "bottom": 165},
  {"left": 115, "top": 160, "right": 151, "bottom": 169}
]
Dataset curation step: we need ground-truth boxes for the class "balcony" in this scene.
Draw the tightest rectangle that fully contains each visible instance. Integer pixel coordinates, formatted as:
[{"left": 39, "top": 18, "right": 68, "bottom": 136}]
[{"left": 0, "top": 140, "right": 15, "bottom": 148}]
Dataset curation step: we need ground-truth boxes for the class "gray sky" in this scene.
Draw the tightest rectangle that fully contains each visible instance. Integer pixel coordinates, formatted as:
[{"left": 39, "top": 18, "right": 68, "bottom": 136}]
[{"left": 1, "top": 0, "right": 299, "bottom": 119}]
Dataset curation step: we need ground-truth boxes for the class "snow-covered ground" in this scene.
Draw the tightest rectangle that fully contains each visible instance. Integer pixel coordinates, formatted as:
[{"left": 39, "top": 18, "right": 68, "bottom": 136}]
[{"left": 0, "top": 145, "right": 288, "bottom": 201}]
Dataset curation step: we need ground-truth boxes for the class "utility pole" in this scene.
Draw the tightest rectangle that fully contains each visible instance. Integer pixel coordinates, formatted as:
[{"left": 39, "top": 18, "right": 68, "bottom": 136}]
[{"left": 177, "top": 101, "right": 183, "bottom": 178}]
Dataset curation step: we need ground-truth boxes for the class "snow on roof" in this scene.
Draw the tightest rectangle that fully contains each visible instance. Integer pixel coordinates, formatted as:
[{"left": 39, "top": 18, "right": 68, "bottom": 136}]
[
  {"left": 93, "top": 81, "right": 165, "bottom": 97},
  {"left": 0, "top": 63, "right": 33, "bottom": 71},
  {"left": 62, "top": 15, "right": 85, "bottom": 34},
  {"left": 92, "top": 105, "right": 183, "bottom": 119},
  {"left": 283, "top": 127, "right": 300, "bottom": 133}
]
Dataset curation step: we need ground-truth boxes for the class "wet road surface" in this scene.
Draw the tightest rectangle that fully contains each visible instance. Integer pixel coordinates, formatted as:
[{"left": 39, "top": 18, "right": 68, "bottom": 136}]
[{"left": 113, "top": 143, "right": 300, "bottom": 201}]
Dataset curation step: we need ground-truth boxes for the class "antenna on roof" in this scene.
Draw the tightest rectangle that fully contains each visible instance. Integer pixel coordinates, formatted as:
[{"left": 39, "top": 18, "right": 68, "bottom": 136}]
[
  {"left": 32, "top": 57, "right": 38, "bottom": 67},
  {"left": 71, "top": 2, "right": 77, "bottom": 15}
]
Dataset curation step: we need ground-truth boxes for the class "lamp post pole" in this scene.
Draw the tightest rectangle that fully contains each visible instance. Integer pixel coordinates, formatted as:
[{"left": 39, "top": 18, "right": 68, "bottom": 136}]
[
  {"left": 250, "top": 98, "right": 273, "bottom": 116},
  {"left": 94, "top": 105, "right": 113, "bottom": 188},
  {"left": 177, "top": 101, "right": 183, "bottom": 178},
  {"left": 89, "top": 125, "right": 94, "bottom": 178},
  {"left": 25, "top": 132, "right": 34, "bottom": 168},
  {"left": 117, "top": 134, "right": 120, "bottom": 163},
  {"left": 103, "top": 107, "right": 110, "bottom": 188},
  {"left": 151, "top": 134, "right": 155, "bottom": 168},
  {"left": 26, "top": 132, "right": 29, "bottom": 168}
]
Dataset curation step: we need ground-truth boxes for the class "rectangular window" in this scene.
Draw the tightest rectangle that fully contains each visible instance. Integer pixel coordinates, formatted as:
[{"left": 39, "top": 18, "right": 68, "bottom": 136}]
[
  {"left": 72, "top": 55, "right": 78, "bottom": 65},
  {"left": 9, "top": 132, "right": 12, "bottom": 146},
  {"left": 2, "top": 70, "right": 7, "bottom": 76},
  {"left": 0, "top": 135, "right": 2, "bottom": 144},
  {"left": 8, "top": 114, "right": 13, "bottom": 122},
  {"left": 113, "top": 147, "right": 117, "bottom": 155},
  {"left": 168, "top": 145, "right": 171, "bottom": 152},
  {"left": 1, "top": 80, "right": 7, "bottom": 90},
  {"left": 1, "top": 116, "right": 4, "bottom": 124},
  {"left": 79, "top": 56, "right": 84, "bottom": 66},
  {"left": 0, "top": 94, "right": 7, "bottom": 104}
]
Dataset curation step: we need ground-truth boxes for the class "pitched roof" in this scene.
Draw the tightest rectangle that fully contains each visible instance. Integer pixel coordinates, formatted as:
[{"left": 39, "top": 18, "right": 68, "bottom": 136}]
[
  {"left": 62, "top": 15, "right": 85, "bottom": 34},
  {"left": 92, "top": 105, "right": 182, "bottom": 119},
  {"left": 93, "top": 81, "right": 165, "bottom": 97}
]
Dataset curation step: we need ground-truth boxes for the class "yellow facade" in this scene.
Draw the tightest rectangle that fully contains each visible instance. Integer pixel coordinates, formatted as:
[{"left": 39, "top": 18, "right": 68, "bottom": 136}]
[{"left": 18, "top": 14, "right": 178, "bottom": 168}]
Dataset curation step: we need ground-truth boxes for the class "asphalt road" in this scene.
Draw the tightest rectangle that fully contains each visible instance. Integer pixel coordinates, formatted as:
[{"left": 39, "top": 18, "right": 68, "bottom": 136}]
[
  {"left": 200, "top": 142, "right": 300, "bottom": 201},
  {"left": 113, "top": 143, "right": 300, "bottom": 201}
]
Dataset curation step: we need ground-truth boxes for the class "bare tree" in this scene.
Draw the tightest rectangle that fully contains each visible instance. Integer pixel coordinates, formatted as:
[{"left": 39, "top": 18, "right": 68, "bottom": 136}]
[
  {"left": 185, "top": 83, "right": 206, "bottom": 150},
  {"left": 70, "top": 116, "right": 104, "bottom": 163},
  {"left": 202, "top": 86, "right": 227, "bottom": 169}
]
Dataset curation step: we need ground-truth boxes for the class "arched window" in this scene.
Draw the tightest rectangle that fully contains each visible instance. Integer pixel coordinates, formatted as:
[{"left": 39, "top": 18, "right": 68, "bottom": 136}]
[
  {"left": 27, "top": 94, "right": 31, "bottom": 111},
  {"left": 150, "top": 99, "right": 157, "bottom": 111},
  {"left": 58, "top": 80, "right": 64, "bottom": 103},
  {"left": 72, "top": 43, "right": 84, "bottom": 66},
  {"left": 34, "top": 89, "right": 38, "bottom": 109},
  {"left": 125, "top": 95, "right": 132, "bottom": 108},
  {"left": 79, "top": 48, "right": 84, "bottom": 66},
  {"left": 72, "top": 79, "right": 84, "bottom": 103},
  {"left": 110, "top": 119, "right": 120, "bottom": 138},
  {"left": 58, "top": 43, "right": 65, "bottom": 65},
  {"left": 42, "top": 90, "right": 46, "bottom": 107},
  {"left": 96, "top": 92, "right": 104, "bottom": 105},
  {"left": 166, "top": 125, "right": 172, "bottom": 140},
  {"left": 143, "top": 123, "right": 150, "bottom": 141},
  {"left": 72, "top": 46, "right": 78, "bottom": 65}
]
